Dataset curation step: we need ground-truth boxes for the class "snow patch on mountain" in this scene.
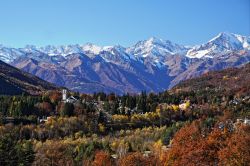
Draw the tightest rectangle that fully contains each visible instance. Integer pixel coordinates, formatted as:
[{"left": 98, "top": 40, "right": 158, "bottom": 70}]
[
  {"left": 0, "top": 32, "right": 249, "bottom": 65},
  {"left": 186, "top": 32, "right": 250, "bottom": 58},
  {"left": 100, "top": 45, "right": 136, "bottom": 64},
  {"left": 81, "top": 43, "right": 102, "bottom": 56},
  {"left": 127, "top": 37, "right": 187, "bottom": 58},
  {"left": 0, "top": 46, "right": 24, "bottom": 63},
  {"left": 126, "top": 37, "right": 188, "bottom": 67}
]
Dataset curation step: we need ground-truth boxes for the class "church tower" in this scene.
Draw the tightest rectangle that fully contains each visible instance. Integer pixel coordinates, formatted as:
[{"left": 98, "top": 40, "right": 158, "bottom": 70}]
[{"left": 62, "top": 89, "right": 67, "bottom": 101}]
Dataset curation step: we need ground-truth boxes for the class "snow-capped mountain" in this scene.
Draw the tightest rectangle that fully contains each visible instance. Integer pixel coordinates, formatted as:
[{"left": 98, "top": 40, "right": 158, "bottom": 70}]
[
  {"left": 0, "top": 45, "right": 24, "bottom": 63},
  {"left": 0, "top": 32, "right": 250, "bottom": 94},
  {"left": 187, "top": 32, "right": 250, "bottom": 58},
  {"left": 126, "top": 37, "right": 189, "bottom": 67},
  {"left": 1, "top": 32, "right": 249, "bottom": 64},
  {"left": 100, "top": 45, "right": 137, "bottom": 64},
  {"left": 81, "top": 43, "right": 102, "bottom": 56},
  {"left": 38, "top": 44, "right": 83, "bottom": 56},
  {"left": 127, "top": 37, "right": 188, "bottom": 57}
]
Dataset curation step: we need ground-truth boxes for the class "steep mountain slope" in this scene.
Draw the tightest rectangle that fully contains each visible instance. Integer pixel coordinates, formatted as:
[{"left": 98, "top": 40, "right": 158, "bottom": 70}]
[
  {"left": 126, "top": 37, "right": 189, "bottom": 67},
  {"left": 171, "top": 62, "right": 250, "bottom": 96},
  {"left": 0, "top": 60, "right": 57, "bottom": 95},
  {"left": 12, "top": 53, "right": 171, "bottom": 94},
  {"left": 186, "top": 32, "right": 250, "bottom": 58},
  {"left": 0, "top": 32, "right": 250, "bottom": 94},
  {"left": 168, "top": 50, "right": 250, "bottom": 88}
]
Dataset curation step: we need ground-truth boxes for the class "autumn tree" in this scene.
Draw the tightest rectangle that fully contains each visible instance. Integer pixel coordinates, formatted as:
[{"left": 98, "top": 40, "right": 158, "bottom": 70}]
[
  {"left": 36, "top": 102, "right": 53, "bottom": 116},
  {"left": 33, "top": 141, "right": 73, "bottom": 166},
  {"left": 118, "top": 152, "right": 156, "bottom": 166},
  {"left": 162, "top": 120, "right": 209, "bottom": 165},
  {"left": 49, "top": 91, "right": 61, "bottom": 105},
  {"left": 0, "top": 131, "right": 35, "bottom": 166},
  {"left": 218, "top": 125, "right": 250, "bottom": 165},
  {"left": 60, "top": 103, "right": 74, "bottom": 117},
  {"left": 92, "top": 150, "right": 111, "bottom": 166}
]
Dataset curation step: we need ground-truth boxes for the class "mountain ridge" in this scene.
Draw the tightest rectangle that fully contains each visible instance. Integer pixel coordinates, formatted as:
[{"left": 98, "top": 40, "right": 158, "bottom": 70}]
[
  {"left": 1, "top": 32, "right": 249, "bottom": 66},
  {"left": 1, "top": 32, "right": 250, "bottom": 94},
  {"left": 0, "top": 60, "right": 58, "bottom": 95}
]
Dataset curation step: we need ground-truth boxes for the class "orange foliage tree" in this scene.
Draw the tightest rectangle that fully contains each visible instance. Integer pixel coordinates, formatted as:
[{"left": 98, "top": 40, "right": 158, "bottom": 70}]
[
  {"left": 118, "top": 152, "right": 157, "bottom": 166},
  {"left": 161, "top": 119, "right": 250, "bottom": 166},
  {"left": 92, "top": 150, "right": 112, "bottom": 166},
  {"left": 218, "top": 125, "right": 250, "bottom": 165}
]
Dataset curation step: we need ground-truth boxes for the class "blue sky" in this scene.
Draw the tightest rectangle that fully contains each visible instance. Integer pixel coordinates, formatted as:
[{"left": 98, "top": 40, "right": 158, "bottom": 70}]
[{"left": 0, "top": 0, "right": 249, "bottom": 47}]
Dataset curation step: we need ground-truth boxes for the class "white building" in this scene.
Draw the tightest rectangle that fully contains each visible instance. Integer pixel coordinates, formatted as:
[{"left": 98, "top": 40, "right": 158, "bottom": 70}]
[
  {"left": 244, "top": 118, "right": 250, "bottom": 125},
  {"left": 62, "top": 89, "right": 67, "bottom": 101},
  {"left": 66, "top": 96, "right": 78, "bottom": 103},
  {"left": 62, "top": 89, "right": 78, "bottom": 103}
]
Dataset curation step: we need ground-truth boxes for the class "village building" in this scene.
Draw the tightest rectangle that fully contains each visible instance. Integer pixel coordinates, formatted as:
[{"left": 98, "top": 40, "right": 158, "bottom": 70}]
[
  {"left": 62, "top": 89, "right": 79, "bottom": 103},
  {"left": 244, "top": 118, "right": 250, "bottom": 125},
  {"left": 38, "top": 116, "right": 52, "bottom": 123}
]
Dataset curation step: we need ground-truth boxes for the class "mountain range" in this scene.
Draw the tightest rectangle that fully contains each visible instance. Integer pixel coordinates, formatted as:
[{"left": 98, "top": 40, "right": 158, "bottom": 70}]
[{"left": 0, "top": 32, "right": 250, "bottom": 94}]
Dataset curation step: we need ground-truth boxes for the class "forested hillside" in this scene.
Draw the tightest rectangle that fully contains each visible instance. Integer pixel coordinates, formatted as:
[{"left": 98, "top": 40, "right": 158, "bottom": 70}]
[
  {"left": 172, "top": 63, "right": 250, "bottom": 96},
  {"left": 0, "top": 63, "right": 249, "bottom": 165},
  {"left": 0, "top": 60, "right": 58, "bottom": 95}
]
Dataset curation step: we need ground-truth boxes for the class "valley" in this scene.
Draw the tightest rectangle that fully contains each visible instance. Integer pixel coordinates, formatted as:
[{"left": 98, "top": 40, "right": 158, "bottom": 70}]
[{"left": 0, "top": 63, "right": 249, "bottom": 165}]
